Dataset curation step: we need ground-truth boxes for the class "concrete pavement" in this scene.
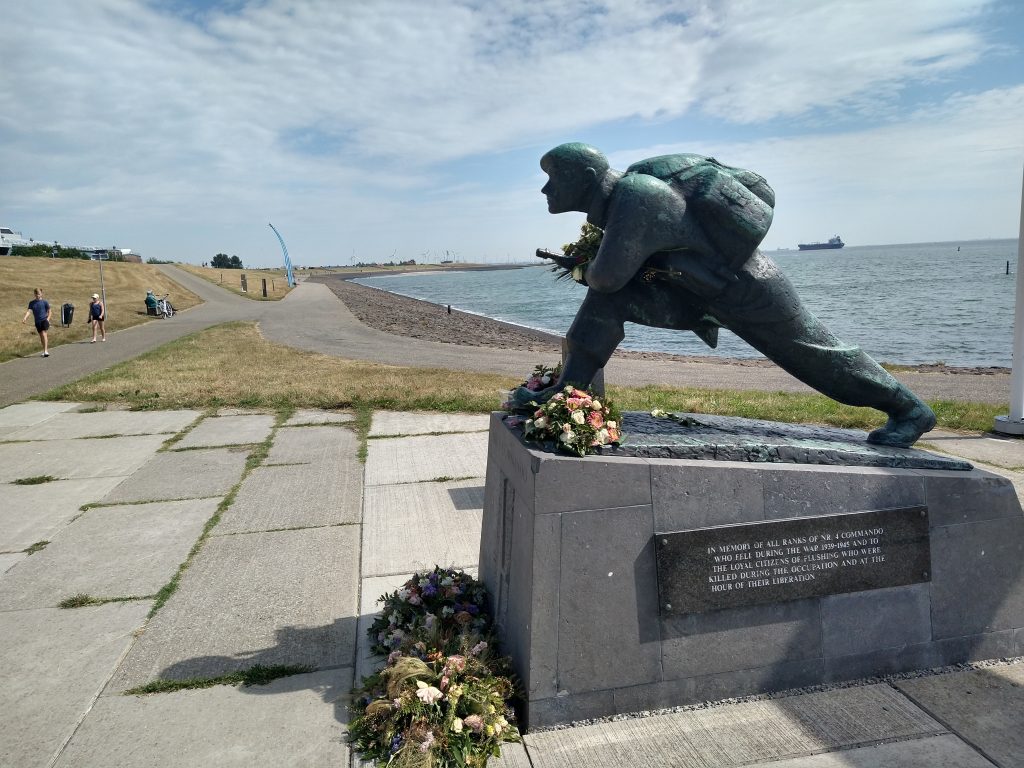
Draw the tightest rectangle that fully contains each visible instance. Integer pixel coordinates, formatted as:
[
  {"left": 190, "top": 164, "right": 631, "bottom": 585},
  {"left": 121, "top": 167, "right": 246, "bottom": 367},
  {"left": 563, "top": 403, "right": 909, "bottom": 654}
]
[{"left": 1, "top": 402, "right": 1022, "bottom": 767}]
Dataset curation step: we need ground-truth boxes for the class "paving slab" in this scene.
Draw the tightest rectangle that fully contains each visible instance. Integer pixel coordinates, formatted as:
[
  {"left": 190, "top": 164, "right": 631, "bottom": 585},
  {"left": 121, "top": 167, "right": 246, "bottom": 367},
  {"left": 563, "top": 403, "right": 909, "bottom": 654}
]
[
  {"left": 0, "top": 602, "right": 150, "bottom": 768},
  {"left": 925, "top": 429, "right": 1024, "bottom": 469},
  {"left": 522, "top": 684, "right": 942, "bottom": 768},
  {"left": 101, "top": 446, "right": 249, "bottom": 503},
  {"left": 362, "top": 479, "right": 483, "bottom": 576},
  {"left": 365, "top": 432, "right": 488, "bottom": 485},
  {"left": 214, "top": 462, "right": 361, "bottom": 535},
  {"left": 175, "top": 414, "right": 276, "bottom": 448},
  {"left": 266, "top": 423, "right": 357, "bottom": 465},
  {"left": 742, "top": 734, "right": 994, "bottom": 767},
  {"left": 286, "top": 408, "right": 354, "bottom": 426},
  {"left": 217, "top": 408, "right": 270, "bottom": 416},
  {"left": 57, "top": 668, "right": 351, "bottom": 768},
  {"left": 2, "top": 408, "right": 200, "bottom": 441},
  {"left": 107, "top": 526, "right": 360, "bottom": 692},
  {"left": 492, "top": 743, "right": 533, "bottom": 768},
  {"left": 369, "top": 410, "right": 490, "bottom": 437},
  {"left": 0, "top": 498, "right": 216, "bottom": 609},
  {"left": 0, "top": 552, "right": 26, "bottom": 575},
  {"left": 0, "top": 401, "right": 79, "bottom": 428},
  {"left": 0, "top": 476, "right": 126, "bottom": 551},
  {"left": 895, "top": 662, "right": 1024, "bottom": 767},
  {"left": 357, "top": 573, "right": 413, "bottom": 684},
  {"left": 0, "top": 434, "right": 165, "bottom": 483}
]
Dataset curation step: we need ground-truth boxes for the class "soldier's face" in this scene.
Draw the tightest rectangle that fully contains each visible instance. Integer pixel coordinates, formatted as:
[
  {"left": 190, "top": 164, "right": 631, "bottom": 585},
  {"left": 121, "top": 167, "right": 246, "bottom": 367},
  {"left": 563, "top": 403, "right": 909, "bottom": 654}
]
[{"left": 541, "top": 165, "right": 587, "bottom": 214}]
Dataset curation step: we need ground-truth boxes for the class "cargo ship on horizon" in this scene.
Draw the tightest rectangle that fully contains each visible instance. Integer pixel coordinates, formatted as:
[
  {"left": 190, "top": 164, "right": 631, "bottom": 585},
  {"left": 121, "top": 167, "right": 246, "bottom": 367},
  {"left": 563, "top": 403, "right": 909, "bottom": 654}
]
[{"left": 798, "top": 235, "right": 845, "bottom": 251}]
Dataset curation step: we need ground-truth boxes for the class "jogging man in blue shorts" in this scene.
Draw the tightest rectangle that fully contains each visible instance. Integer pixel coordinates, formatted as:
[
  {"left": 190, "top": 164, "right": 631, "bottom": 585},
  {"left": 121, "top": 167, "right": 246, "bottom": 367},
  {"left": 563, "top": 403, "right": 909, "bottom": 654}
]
[{"left": 22, "top": 287, "right": 52, "bottom": 357}]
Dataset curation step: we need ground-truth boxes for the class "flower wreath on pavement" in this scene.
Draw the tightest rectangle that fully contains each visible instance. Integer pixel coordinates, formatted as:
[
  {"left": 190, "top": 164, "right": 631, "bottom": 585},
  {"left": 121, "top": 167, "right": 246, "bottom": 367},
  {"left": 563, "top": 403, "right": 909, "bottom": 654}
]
[
  {"left": 351, "top": 567, "right": 520, "bottom": 767},
  {"left": 368, "top": 568, "right": 491, "bottom": 656}
]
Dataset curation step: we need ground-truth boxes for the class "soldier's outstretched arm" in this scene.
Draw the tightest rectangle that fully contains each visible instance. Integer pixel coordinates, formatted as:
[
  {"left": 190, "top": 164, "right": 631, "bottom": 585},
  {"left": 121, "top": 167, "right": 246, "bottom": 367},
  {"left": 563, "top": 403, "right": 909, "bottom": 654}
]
[{"left": 585, "top": 174, "right": 688, "bottom": 293}]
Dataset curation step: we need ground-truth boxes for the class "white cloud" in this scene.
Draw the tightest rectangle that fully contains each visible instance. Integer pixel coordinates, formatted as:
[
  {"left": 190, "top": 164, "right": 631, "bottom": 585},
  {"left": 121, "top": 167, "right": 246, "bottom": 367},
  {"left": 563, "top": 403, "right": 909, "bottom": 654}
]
[{"left": 0, "top": 0, "right": 1018, "bottom": 263}]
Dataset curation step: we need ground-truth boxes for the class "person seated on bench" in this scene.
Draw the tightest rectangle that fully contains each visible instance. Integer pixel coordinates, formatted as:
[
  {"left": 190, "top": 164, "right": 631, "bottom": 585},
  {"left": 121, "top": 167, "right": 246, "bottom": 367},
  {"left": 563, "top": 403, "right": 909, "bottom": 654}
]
[{"left": 145, "top": 289, "right": 158, "bottom": 316}]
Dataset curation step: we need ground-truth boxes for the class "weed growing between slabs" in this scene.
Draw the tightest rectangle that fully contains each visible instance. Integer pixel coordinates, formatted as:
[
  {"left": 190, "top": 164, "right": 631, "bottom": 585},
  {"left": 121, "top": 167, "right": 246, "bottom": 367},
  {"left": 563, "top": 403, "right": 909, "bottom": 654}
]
[
  {"left": 37, "top": 322, "right": 1002, "bottom": 433},
  {"left": 11, "top": 475, "right": 58, "bottom": 485},
  {"left": 123, "top": 664, "right": 314, "bottom": 695},
  {"left": 58, "top": 593, "right": 153, "bottom": 609}
]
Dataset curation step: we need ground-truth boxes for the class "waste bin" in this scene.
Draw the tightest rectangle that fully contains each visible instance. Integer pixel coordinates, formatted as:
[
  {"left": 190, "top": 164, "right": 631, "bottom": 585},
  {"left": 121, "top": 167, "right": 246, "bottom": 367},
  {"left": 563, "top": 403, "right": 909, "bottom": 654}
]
[{"left": 61, "top": 302, "right": 74, "bottom": 327}]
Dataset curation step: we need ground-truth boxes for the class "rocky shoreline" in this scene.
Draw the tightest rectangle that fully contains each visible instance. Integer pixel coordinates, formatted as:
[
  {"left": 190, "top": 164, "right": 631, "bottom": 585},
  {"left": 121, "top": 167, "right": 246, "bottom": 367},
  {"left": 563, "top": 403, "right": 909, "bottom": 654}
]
[{"left": 315, "top": 276, "right": 1008, "bottom": 376}]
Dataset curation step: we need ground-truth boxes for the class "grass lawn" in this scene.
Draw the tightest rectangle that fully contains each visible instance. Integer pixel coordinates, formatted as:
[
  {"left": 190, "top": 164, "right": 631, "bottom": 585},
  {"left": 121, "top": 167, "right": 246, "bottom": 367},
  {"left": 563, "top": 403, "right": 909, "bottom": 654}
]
[
  {"left": 0, "top": 258, "right": 201, "bottom": 362},
  {"left": 176, "top": 264, "right": 294, "bottom": 300},
  {"left": 39, "top": 322, "right": 1003, "bottom": 434}
]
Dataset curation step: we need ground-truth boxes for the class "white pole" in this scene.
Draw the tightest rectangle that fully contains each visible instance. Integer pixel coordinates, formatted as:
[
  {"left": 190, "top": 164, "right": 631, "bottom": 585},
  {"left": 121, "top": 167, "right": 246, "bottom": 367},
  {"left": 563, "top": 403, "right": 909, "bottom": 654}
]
[
  {"left": 994, "top": 167, "right": 1024, "bottom": 434},
  {"left": 99, "top": 256, "right": 107, "bottom": 310}
]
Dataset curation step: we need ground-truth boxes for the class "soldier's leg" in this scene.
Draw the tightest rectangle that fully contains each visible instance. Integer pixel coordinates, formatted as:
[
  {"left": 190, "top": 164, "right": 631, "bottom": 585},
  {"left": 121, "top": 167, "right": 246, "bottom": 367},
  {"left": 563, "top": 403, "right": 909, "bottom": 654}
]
[
  {"left": 715, "top": 256, "right": 935, "bottom": 447},
  {"left": 510, "top": 282, "right": 708, "bottom": 408},
  {"left": 560, "top": 282, "right": 715, "bottom": 388},
  {"left": 509, "top": 289, "right": 627, "bottom": 408},
  {"left": 736, "top": 315, "right": 935, "bottom": 446}
]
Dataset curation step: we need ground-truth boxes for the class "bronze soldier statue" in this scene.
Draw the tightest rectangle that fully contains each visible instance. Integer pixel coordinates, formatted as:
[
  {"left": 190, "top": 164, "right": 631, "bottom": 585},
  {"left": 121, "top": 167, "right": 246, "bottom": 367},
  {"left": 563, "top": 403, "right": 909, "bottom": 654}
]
[{"left": 513, "top": 142, "right": 935, "bottom": 448}]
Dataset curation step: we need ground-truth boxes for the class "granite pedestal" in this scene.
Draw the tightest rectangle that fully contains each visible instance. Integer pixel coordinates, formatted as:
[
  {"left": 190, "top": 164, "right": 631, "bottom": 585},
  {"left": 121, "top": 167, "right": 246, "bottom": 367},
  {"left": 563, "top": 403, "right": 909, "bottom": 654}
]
[{"left": 479, "top": 412, "right": 1024, "bottom": 730}]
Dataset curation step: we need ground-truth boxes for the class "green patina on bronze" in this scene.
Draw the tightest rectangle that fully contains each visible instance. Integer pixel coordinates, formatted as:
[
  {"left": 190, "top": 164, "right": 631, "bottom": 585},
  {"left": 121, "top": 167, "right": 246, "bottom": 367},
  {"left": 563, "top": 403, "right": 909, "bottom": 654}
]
[{"left": 516, "top": 143, "right": 936, "bottom": 449}]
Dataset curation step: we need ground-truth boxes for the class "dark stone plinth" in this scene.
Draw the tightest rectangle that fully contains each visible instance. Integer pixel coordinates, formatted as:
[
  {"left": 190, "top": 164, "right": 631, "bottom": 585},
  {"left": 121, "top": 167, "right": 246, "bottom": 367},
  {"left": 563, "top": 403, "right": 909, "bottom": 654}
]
[
  {"left": 480, "top": 412, "right": 1023, "bottom": 730},
  {"left": 575, "top": 412, "right": 969, "bottom": 470}
]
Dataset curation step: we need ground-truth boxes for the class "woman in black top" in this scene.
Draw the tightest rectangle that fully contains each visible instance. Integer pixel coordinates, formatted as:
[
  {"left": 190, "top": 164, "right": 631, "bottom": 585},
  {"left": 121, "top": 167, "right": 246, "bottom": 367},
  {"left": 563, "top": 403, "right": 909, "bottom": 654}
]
[{"left": 89, "top": 293, "right": 106, "bottom": 342}]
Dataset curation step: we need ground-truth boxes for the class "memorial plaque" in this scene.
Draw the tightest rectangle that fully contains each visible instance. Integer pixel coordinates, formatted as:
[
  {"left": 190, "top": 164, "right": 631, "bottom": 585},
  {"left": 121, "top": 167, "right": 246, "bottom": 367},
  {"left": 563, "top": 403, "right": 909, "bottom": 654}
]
[{"left": 656, "top": 506, "right": 930, "bottom": 614}]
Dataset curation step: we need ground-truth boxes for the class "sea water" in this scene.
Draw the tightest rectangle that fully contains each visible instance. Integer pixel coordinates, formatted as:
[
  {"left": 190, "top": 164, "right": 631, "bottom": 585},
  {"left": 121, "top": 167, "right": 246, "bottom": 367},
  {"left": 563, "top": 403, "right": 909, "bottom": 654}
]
[{"left": 353, "top": 239, "right": 1019, "bottom": 368}]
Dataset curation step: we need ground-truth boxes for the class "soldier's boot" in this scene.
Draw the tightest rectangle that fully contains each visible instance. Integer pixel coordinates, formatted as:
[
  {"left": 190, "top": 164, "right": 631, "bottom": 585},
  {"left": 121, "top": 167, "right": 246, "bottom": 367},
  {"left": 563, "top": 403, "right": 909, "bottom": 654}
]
[{"left": 866, "top": 389, "right": 936, "bottom": 448}]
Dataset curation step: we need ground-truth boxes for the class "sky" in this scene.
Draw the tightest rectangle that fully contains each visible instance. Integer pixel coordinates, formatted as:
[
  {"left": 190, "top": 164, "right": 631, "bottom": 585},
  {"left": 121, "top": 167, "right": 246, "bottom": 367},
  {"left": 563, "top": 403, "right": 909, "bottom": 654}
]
[{"left": 2, "top": 0, "right": 1023, "bottom": 268}]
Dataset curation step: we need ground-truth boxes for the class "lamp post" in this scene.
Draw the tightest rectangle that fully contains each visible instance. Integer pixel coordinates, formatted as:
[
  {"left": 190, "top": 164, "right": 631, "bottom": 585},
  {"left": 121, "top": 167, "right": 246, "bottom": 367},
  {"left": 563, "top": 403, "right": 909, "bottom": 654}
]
[
  {"left": 993, "top": 167, "right": 1024, "bottom": 436},
  {"left": 97, "top": 249, "right": 110, "bottom": 312}
]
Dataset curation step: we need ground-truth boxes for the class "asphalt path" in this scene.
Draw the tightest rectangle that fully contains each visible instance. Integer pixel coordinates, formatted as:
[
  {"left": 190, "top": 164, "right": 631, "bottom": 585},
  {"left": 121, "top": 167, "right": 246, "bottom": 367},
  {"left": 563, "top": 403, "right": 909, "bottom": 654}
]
[{"left": 1, "top": 268, "right": 1011, "bottom": 408}]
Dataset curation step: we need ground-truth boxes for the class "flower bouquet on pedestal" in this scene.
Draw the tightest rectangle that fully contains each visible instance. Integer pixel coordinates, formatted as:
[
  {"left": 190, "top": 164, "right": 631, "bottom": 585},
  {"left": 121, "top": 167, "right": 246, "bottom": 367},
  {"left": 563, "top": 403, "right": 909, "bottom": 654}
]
[
  {"left": 501, "top": 362, "right": 562, "bottom": 411},
  {"left": 519, "top": 385, "right": 621, "bottom": 457}
]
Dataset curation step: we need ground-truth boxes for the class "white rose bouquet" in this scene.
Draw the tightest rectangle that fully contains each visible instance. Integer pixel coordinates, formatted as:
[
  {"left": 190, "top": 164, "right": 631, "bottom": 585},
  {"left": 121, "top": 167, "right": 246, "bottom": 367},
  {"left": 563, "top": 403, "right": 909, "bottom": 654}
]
[{"left": 521, "top": 385, "right": 622, "bottom": 457}]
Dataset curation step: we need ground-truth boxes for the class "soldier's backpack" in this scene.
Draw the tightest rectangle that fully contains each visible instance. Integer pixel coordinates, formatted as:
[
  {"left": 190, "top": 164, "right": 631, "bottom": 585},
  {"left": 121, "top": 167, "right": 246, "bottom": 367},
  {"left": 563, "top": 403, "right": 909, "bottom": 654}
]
[{"left": 626, "top": 154, "right": 775, "bottom": 273}]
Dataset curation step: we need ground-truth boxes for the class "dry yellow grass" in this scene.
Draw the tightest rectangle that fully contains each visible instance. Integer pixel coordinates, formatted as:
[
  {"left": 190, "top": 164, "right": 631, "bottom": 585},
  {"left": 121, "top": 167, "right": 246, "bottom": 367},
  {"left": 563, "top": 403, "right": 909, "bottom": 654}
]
[
  {"left": 176, "top": 264, "right": 293, "bottom": 301},
  {"left": 0, "top": 258, "right": 201, "bottom": 361},
  {"left": 40, "top": 320, "right": 1001, "bottom": 433},
  {"left": 46, "top": 322, "right": 516, "bottom": 411}
]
